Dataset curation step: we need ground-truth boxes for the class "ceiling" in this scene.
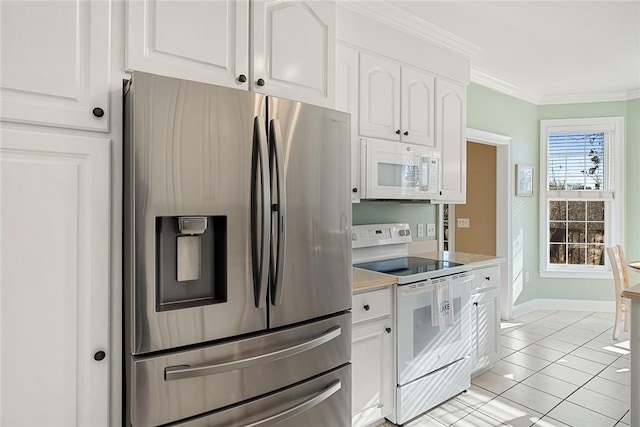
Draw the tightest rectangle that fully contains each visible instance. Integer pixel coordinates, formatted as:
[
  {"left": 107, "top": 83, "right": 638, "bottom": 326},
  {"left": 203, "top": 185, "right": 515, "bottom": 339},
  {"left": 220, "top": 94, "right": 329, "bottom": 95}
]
[{"left": 387, "top": 1, "right": 640, "bottom": 104}]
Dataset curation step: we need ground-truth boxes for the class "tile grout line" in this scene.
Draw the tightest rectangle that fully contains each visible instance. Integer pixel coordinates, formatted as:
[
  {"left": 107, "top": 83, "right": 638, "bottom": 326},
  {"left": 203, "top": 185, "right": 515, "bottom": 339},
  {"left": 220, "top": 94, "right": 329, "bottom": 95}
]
[{"left": 496, "top": 311, "right": 628, "bottom": 426}]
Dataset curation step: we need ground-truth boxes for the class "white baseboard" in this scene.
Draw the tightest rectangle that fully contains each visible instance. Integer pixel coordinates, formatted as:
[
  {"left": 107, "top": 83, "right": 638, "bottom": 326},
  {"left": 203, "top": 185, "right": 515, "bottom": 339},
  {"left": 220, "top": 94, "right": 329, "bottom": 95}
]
[{"left": 510, "top": 298, "right": 616, "bottom": 319}]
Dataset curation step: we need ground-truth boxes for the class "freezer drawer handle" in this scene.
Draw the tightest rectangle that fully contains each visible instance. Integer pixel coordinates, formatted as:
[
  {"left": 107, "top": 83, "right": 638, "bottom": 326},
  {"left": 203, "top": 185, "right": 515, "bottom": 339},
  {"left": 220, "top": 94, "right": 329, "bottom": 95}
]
[
  {"left": 245, "top": 379, "right": 342, "bottom": 427},
  {"left": 164, "top": 326, "right": 342, "bottom": 381}
]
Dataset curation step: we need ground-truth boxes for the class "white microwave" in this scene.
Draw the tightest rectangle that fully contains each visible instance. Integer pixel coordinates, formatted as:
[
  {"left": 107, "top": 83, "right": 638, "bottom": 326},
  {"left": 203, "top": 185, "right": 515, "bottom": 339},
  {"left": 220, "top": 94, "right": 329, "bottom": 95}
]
[{"left": 360, "top": 138, "right": 440, "bottom": 200}]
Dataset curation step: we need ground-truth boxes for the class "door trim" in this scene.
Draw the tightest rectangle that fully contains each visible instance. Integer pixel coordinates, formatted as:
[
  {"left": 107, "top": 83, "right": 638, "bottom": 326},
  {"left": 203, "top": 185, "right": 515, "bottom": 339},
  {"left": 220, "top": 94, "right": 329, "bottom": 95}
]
[{"left": 465, "top": 128, "right": 513, "bottom": 320}]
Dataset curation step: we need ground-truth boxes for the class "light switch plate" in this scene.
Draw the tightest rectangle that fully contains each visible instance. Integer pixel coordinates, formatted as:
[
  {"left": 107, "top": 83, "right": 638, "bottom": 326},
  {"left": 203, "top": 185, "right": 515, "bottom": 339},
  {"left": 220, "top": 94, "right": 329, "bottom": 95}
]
[
  {"left": 427, "top": 223, "right": 436, "bottom": 237},
  {"left": 417, "top": 223, "right": 425, "bottom": 237},
  {"left": 457, "top": 218, "right": 470, "bottom": 228}
]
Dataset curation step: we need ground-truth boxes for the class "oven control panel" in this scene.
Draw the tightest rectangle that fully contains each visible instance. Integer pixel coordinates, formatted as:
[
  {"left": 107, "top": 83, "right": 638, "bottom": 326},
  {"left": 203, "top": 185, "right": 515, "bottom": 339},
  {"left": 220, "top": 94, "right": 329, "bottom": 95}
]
[{"left": 352, "top": 223, "right": 413, "bottom": 249}]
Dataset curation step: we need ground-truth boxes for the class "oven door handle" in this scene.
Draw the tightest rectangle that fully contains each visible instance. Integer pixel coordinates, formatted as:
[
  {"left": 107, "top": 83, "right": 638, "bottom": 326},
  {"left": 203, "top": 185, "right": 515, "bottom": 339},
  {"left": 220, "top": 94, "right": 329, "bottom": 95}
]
[
  {"left": 399, "top": 283, "right": 435, "bottom": 296},
  {"left": 399, "top": 274, "right": 474, "bottom": 296}
]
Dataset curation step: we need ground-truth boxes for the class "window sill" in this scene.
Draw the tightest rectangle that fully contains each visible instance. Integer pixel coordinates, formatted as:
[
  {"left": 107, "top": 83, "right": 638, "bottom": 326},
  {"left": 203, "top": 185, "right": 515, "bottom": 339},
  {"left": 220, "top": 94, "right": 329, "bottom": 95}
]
[{"left": 540, "top": 269, "right": 613, "bottom": 280}]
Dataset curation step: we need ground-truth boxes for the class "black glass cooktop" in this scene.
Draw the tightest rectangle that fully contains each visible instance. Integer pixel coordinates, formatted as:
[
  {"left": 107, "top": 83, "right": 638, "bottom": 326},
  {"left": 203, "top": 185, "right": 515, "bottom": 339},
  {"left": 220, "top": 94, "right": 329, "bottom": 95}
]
[{"left": 354, "top": 256, "right": 465, "bottom": 277}]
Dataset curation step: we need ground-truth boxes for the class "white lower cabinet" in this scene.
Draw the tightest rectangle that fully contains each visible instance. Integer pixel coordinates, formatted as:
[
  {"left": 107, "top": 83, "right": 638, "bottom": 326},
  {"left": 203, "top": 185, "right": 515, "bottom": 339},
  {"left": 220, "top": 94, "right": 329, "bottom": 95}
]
[
  {"left": 352, "top": 287, "right": 393, "bottom": 427},
  {"left": 0, "top": 128, "right": 111, "bottom": 426},
  {"left": 471, "top": 286, "right": 500, "bottom": 375}
]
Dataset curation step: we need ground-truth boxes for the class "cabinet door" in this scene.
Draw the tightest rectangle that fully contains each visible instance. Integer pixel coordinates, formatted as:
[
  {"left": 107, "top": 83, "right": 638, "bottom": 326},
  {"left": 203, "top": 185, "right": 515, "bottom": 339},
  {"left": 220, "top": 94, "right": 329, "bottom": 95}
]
[
  {"left": 434, "top": 77, "right": 467, "bottom": 203},
  {"left": 126, "top": 0, "right": 250, "bottom": 89},
  {"left": 352, "top": 319, "right": 393, "bottom": 427},
  {"left": 253, "top": 0, "right": 335, "bottom": 107},
  {"left": 401, "top": 67, "right": 435, "bottom": 147},
  {"left": 0, "top": 128, "right": 110, "bottom": 426},
  {"left": 336, "top": 44, "right": 360, "bottom": 202},
  {"left": 471, "top": 289, "right": 500, "bottom": 375},
  {"left": 359, "top": 53, "right": 401, "bottom": 141},
  {"left": 0, "top": 0, "right": 110, "bottom": 132}
]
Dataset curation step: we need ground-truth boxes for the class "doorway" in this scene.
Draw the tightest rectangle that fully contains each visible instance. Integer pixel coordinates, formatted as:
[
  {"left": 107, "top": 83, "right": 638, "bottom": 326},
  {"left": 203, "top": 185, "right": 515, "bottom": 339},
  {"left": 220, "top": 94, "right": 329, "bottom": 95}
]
[
  {"left": 455, "top": 142, "right": 497, "bottom": 255},
  {"left": 440, "top": 128, "right": 513, "bottom": 319}
]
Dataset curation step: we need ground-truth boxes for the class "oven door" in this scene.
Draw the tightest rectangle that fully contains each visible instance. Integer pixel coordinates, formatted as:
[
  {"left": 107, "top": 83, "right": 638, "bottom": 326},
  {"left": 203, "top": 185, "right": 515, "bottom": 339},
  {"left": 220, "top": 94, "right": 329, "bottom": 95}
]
[{"left": 396, "top": 273, "right": 472, "bottom": 385}]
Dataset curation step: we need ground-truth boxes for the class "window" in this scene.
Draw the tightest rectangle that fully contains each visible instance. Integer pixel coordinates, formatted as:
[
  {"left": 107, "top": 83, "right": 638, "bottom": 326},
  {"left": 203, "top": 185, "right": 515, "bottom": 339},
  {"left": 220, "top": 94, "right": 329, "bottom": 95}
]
[{"left": 539, "top": 117, "right": 624, "bottom": 278}]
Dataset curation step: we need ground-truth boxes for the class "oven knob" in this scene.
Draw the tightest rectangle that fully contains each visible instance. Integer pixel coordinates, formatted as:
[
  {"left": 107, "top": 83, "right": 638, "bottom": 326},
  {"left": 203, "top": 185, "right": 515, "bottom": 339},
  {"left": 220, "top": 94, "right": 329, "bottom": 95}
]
[{"left": 363, "top": 304, "right": 370, "bottom": 311}]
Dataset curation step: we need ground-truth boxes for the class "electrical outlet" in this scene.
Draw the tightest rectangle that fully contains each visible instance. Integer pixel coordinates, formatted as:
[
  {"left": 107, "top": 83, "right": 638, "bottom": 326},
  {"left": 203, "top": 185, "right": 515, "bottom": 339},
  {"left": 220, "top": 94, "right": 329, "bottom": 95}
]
[
  {"left": 417, "top": 223, "right": 425, "bottom": 237},
  {"left": 426, "top": 223, "right": 436, "bottom": 237},
  {"left": 457, "top": 218, "right": 470, "bottom": 228}
]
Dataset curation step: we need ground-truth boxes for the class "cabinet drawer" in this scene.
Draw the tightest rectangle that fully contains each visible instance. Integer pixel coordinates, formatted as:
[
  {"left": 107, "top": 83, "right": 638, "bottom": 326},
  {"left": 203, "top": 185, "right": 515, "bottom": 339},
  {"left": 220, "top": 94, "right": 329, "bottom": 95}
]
[
  {"left": 352, "top": 287, "right": 391, "bottom": 324},
  {"left": 472, "top": 265, "right": 501, "bottom": 292}
]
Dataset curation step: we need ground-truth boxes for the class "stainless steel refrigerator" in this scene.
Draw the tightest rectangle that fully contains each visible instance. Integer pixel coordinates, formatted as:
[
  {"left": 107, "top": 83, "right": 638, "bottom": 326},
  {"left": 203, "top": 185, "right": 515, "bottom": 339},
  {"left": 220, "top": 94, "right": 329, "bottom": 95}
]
[{"left": 123, "top": 72, "right": 352, "bottom": 426}]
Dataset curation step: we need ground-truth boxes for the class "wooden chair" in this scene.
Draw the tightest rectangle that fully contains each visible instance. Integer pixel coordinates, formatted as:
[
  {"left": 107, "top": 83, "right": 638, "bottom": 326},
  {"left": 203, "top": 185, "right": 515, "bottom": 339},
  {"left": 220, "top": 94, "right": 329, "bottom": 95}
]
[{"left": 607, "top": 245, "right": 631, "bottom": 340}]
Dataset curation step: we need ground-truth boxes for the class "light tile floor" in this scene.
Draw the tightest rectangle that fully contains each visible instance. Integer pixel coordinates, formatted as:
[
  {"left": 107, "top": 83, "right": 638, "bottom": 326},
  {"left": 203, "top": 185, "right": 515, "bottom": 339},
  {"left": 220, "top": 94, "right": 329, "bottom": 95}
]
[{"left": 380, "top": 310, "right": 631, "bottom": 427}]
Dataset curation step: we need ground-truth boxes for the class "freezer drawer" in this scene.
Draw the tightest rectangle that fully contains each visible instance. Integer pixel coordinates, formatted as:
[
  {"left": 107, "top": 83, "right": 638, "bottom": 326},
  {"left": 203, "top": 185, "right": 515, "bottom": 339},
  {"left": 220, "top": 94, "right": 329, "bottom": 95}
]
[
  {"left": 175, "top": 365, "right": 351, "bottom": 427},
  {"left": 128, "top": 313, "right": 351, "bottom": 426}
]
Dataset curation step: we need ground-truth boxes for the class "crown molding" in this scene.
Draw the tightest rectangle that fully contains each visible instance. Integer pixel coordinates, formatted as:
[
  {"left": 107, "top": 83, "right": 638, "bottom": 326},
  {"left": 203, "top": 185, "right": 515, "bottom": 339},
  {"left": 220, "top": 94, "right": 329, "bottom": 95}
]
[
  {"left": 539, "top": 90, "right": 640, "bottom": 105},
  {"left": 471, "top": 69, "right": 640, "bottom": 106},
  {"left": 338, "top": 1, "right": 481, "bottom": 59},
  {"left": 470, "top": 69, "right": 541, "bottom": 105},
  {"left": 627, "top": 89, "right": 640, "bottom": 101}
]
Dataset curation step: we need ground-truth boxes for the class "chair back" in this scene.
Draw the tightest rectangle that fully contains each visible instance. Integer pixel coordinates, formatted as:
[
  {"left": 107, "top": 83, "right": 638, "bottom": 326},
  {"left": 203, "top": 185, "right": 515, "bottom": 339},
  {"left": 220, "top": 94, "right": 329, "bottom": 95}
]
[{"left": 607, "top": 245, "right": 630, "bottom": 296}]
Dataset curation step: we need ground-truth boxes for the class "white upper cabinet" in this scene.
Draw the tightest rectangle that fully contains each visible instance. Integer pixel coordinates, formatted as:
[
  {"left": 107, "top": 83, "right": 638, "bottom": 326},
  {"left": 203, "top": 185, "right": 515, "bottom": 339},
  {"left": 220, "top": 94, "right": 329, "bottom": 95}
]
[
  {"left": 253, "top": 0, "right": 335, "bottom": 107},
  {"left": 335, "top": 43, "right": 360, "bottom": 202},
  {"left": 1, "top": 128, "right": 111, "bottom": 426},
  {"left": 0, "top": 0, "right": 110, "bottom": 132},
  {"left": 126, "top": 0, "right": 250, "bottom": 90},
  {"left": 401, "top": 67, "right": 435, "bottom": 147},
  {"left": 126, "top": 0, "right": 335, "bottom": 107},
  {"left": 359, "top": 53, "right": 436, "bottom": 146},
  {"left": 434, "top": 77, "right": 466, "bottom": 203},
  {"left": 359, "top": 53, "right": 401, "bottom": 141}
]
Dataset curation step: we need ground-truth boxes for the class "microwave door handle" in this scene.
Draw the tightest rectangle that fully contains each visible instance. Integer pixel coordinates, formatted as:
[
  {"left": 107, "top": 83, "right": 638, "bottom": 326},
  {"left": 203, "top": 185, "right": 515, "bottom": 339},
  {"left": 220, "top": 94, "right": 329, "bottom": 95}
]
[
  {"left": 252, "top": 116, "right": 271, "bottom": 308},
  {"left": 244, "top": 380, "right": 342, "bottom": 427},
  {"left": 270, "top": 119, "right": 286, "bottom": 306}
]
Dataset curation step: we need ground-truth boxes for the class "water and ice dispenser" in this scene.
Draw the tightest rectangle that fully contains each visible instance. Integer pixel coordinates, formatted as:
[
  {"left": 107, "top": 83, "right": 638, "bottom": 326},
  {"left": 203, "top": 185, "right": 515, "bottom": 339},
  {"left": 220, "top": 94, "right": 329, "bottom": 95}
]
[{"left": 155, "top": 216, "right": 227, "bottom": 311}]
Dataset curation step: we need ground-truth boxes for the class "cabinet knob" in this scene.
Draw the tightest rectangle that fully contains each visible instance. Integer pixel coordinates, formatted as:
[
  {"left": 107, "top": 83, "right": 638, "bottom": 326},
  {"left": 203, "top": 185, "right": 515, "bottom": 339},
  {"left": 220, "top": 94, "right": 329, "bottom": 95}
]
[
  {"left": 238, "top": 74, "right": 247, "bottom": 83},
  {"left": 439, "top": 191, "right": 443, "bottom": 196},
  {"left": 94, "top": 351, "right": 106, "bottom": 361},
  {"left": 363, "top": 304, "right": 370, "bottom": 311},
  {"left": 352, "top": 187, "right": 358, "bottom": 193},
  {"left": 385, "top": 327, "right": 391, "bottom": 333},
  {"left": 473, "top": 302, "right": 478, "bottom": 306},
  {"left": 404, "top": 131, "right": 409, "bottom": 136},
  {"left": 256, "top": 78, "right": 265, "bottom": 87},
  {"left": 485, "top": 276, "right": 491, "bottom": 281},
  {"left": 395, "top": 129, "right": 401, "bottom": 134},
  {"left": 92, "top": 107, "right": 104, "bottom": 118}
]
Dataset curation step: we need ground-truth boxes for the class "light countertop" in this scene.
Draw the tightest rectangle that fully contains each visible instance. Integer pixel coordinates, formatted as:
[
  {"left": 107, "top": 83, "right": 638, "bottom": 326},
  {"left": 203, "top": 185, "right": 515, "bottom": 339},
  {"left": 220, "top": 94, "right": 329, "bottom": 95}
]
[
  {"left": 352, "top": 268, "right": 397, "bottom": 292},
  {"left": 622, "top": 283, "right": 640, "bottom": 301}
]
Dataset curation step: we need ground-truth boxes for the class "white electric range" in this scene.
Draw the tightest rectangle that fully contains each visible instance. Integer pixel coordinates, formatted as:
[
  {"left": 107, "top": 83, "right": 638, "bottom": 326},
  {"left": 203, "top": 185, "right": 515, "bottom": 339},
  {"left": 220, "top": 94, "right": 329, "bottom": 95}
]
[{"left": 352, "top": 223, "right": 474, "bottom": 425}]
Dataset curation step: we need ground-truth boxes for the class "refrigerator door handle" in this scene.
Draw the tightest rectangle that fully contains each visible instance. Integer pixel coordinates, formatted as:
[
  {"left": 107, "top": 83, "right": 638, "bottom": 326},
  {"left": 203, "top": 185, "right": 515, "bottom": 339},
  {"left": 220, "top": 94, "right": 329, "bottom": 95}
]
[
  {"left": 164, "top": 326, "right": 341, "bottom": 381},
  {"left": 252, "top": 116, "right": 271, "bottom": 308},
  {"left": 243, "top": 379, "right": 342, "bottom": 427},
  {"left": 269, "top": 119, "right": 286, "bottom": 306}
]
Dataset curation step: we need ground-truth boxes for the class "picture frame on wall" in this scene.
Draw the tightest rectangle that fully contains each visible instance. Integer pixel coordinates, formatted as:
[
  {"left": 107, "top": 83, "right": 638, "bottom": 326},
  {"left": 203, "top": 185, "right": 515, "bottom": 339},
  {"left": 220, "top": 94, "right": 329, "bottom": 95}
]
[{"left": 516, "top": 164, "right": 534, "bottom": 197}]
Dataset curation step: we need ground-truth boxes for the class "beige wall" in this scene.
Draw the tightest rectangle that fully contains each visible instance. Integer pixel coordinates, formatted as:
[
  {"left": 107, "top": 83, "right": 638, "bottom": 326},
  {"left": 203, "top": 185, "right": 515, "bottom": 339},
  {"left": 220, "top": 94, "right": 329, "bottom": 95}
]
[{"left": 455, "top": 142, "right": 497, "bottom": 255}]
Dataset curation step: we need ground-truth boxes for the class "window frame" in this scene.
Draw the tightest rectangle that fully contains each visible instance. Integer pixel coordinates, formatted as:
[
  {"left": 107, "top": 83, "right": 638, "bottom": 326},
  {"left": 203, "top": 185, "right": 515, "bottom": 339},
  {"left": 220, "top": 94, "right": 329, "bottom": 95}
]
[{"left": 539, "top": 117, "right": 625, "bottom": 279}]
